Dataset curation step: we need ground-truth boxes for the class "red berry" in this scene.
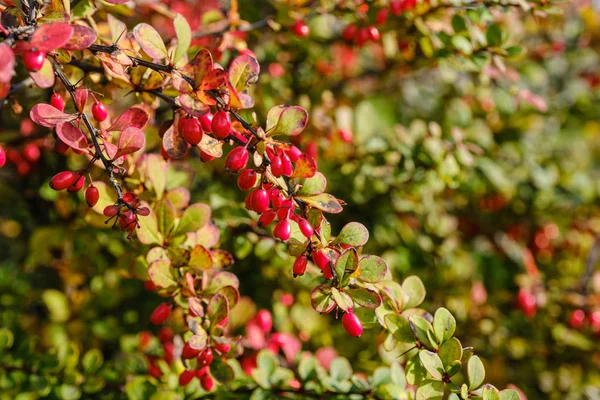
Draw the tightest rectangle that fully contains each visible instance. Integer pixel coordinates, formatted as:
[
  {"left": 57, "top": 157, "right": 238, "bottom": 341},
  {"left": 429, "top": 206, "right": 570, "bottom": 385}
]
[
  {"left": 569, "top": 309, "right": 586, "bottom": 329},
  {"left": 292, "top": 20, "right": 309, "bottom": 38},
  {"left": 157, "top": 327, "right": 174, "bottom": 343},
  {"left": 390, "top": 0, "right": 403, "bottom": 15},
  {"left": 92, "top": 102, "right": 108, "bottom": 122},
  {"left": 376, "top": 8, "right": 389, "bottom": 25},
  {"left": 177, "top": 115, "right": 188, "bottom": 133},
  {"left": 23, "top": 50, "right": 45, "bottom": 72},
  {"left": 339, "top": 129, "right": 353, "bottom": 143},
  {"left": 277, "top": 206, "right": 292, "bottom": 221},
  {"left": 150, "top": 303, "right": 172, "bottom": 325},
  {"left": 211, "top": 111, "right": 231, "bottom": 139},
  {"left": 342, "top": 312, "right": 363, "bottom": 337},
  {"left": 367, "top": 26, "right": 380, "bottom": 41},
  {"left": 119, "top": 210, "right": 137, "bottom": 231},
  {"left": 274, "top": 219, "right": 291, "bottom": 241},
  {"left": 258, "top": 210, "right": 277, "bottom": 227},
  {"left": 51, "top": 93, "right": 65, "bottom": 111},
  {"left": 50, "top": 171, "right": 79, "bottom": 191},
  {"left": 200, "top": 374, "right": 214, "bottom": 391},
  {"left": 270, "top": 155, "right": 283, "bottom": 177},
  {"left": 22, "top": 143, "right": 40, "bottom": 162},
  {"left": 312, "top": 249, "right": 330, "bottom": 271},
  {"left": 144, "top": 280, "right": 157, "bottom": 291},
  {"left": 53, "top": 138, "right": 69, "bottom": 154},
  {"left": 196, "top": 366, "right": 209, "bottom": 378},
  {"left": 255, "top": 310, "right": 273, "bottom": 333},
  {"left": 293, "top": 256, "right": 308, "bottom": 277},
  {"left": 160, "top": 145, "right": 171, "bottom": 160},
  {"left": 85, "top": 185, "right": 99, "bottom": 207},
  {"left": 517, "top": 289, "right": 537, "bottom": 318},
  {"left": 250, "top": 188, "right": 270, "bottom": 213},
  {"left": 342, "top": 24, "right": 357, "bottom": 42},
  {"left": 67, "top": 175, "right": 85, "bottom": 193},
  {"left": 198, "top": 348, "right": 213, "bottom": 367},
  {"left": 182, "top": 117, "right": 203, "bottom": 145},
  {"left": 214, "top": 342, "right": 231, "bottom": 354},
  {"left": 148, "top": 362, "right": 162, "bottom": 378},
  {"left": 122, "top": 192, "right": 138, "bottom": 205},
  {"left": 179, "top": 370, "right": 195, "bottom": 386},
  {"left": 285, "top": 146, "right": 302, "bottom": 162},
  {"left": 281, "top": 154, "right": 293, "bottom": 176},
  {"left": 200, "top": 113, "right": 213, "bottom": 132},
  {"left": 0, "top": 145, "right": 5, "bottom": 167},
  {"left": 200, "top": 151, "right": 216, "bottom": 162},
  {"left": 238, "top": 169, "right": 258, "bottom": 191},
  {"left": 182, "top": 342, "right": 202, "bottom": 359},
  {"left": 225, "top": 147, "right": 249, "bottom": 172},
  {"left": 356, "top": 28, "right": 370, "bottom": 47},
  {"left": 297, "top": 218, "right": 314, "bottom": 238}
]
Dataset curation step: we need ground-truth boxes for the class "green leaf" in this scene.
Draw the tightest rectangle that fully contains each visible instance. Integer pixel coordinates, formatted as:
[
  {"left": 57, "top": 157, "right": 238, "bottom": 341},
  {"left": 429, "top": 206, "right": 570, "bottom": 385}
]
[
  {"left": 266, "top": 105, "right": 309, "bottom": 136},
  {"left": 188, "top": 328, "right": 208, "bottom": 351},
  {"left": 345, "top": 288, "right": 381, "bottom": 309},
  {"left": 311, "top": 284, "right": 335, "bottom": 313},
  {"left": 384, "top": 314, "right": 414, "bottom": 343},
  {"left": 212, "top": 358, "right": 235, "bottom": 384},
  {"left": 418, "top": 351, "right": 444, "bottom": 381},
  {"left": 409, "top": 315, "right": 434, "bottom": 350},
  {"left": 42, "top": 289, "right": 70, "bottom": 323},
  {"left": 406, "top": 353, "right": 427, "bottom": 386},
  {"left": 468, "top": 355, "right": 485, "bottom": 390},
  {"left": 173, "top": 14, "right": 191, "bottom": 63},
  {"left": 415, "top": 379, "right": 444, "bottom": 400},
  {"left": 330, "top": 357, "right": 353, "bottom": 381},
  {"left": 335, "top": 247, "right": 358, "bottom": 284},
  {"left": 402, "top": 276, "right": 426, "bottom": 309},
  {"left": 136, "top": 202, "right": 163, "bottom": 245},
  {"left": 486, "top": 24, "right": 502, "bottom": 47},
  {"left": 452, "top": 36, "right": 473, "bottom": 55},
  {"left": 256, "top": 349, "right": 278, "bottom": 375},
  {"left": 172, "top": 203, "right": 211, "bottom": 236},
  {"left": 155, "top": 198, "right": 176, "bottom": 236},
  {"left": 296, "top": 193, "right": 343, "bottom": 214},
  {"left": 297, "top": 172, "right": 327, "bottom": 195},
  {"left": 357, "top": 255, "right": 388, "bottom": 283},
  {"left": 145, "top": 154, "right": 168, "bottom": 199},
  {"left": 505, "top": 45, "right": 524, "bottom": 58},
  {"left": 333, "top": 222, "right": 369, "bottom": 247},
  {"left": 499, "top": 389, "right": 522, "bottom": 400},
  {"left": 133, "top": 23, "right": 169, "bottom": 60},
  {"left": 483, "top": 384, "right": 501, "bottom": 400},
  {"left": 298, "top": 355, "right": 318, "bottom": 381},
  {"left": 433, "top": 307, "right": 456, "bottom": 343},
  {"left": 451, "top": 14, "right": 467, "bottom": 33},
  {"left": 438, "top": 337, "right": 463, "bottom": 367},
  {"left": 331, "top": 287, "right": 353, "bottom": 311},
  {"left": 0, "top": 328, "right": 14, "bottom": 350},
  {"left": 148, "top": 259, "right": 177, "bottom": 289},
  {"left": 82, "top": 349, "right": 103, "bottom": 375}
]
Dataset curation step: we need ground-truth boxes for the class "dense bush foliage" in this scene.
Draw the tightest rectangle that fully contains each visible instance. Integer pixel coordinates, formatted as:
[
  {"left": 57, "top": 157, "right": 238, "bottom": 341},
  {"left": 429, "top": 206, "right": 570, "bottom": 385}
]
[{"left": 0, "top": 0, "right": 599, "bottom": 399}]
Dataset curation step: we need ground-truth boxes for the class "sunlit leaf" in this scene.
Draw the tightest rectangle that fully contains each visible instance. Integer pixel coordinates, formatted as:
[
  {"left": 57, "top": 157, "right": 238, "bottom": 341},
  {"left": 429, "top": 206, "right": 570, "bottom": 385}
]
[
  {"left": 173, "top": 14, "right": 191, "bottom": 63},
  {"left": 133, "top": 23, "right": 169, "bottom": 60},
  {"left": 56, "top": 122, "right": 88, "bottom": 152},
  {"left": 30, "top": 104, "right": 77, "bottom": 127}
]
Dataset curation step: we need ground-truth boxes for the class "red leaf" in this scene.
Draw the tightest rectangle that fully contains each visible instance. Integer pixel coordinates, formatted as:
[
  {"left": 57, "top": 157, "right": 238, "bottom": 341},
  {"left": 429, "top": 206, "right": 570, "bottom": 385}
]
[
  {"left": 30, "top": 104, "right": 76, "bottom": 127},
  {"left": 30, "top": 23, "right": 74, "bottom": 52},
  {"left": 102, "top": 138, "right": 118, "bottom": 160},
  {"left": 114, "top": 127, "right": 146, "bottom": 159},
  {"left": 63, "top": 25, "right": 97, "bottom": 51},
  {"left": 107, "top": 107, "right": 150, "bottom": 132},
  {"left": 0, "top": 44, "right": 15, "bottom": 82},
  {"left": 56, "top": 122, "right": 88, "bottom": 152},
  {"left": 74, "top": 87, "right": 88, "bottom": 112},
  {"left": 191, "top": 49, "right": 213, "bottom": 87}
]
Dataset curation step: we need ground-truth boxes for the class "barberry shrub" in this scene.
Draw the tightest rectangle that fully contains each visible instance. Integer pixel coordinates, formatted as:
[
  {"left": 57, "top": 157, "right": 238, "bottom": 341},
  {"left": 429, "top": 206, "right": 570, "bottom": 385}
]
[{"left": 0, "top": 0, "right": 598, "bottom": 399}]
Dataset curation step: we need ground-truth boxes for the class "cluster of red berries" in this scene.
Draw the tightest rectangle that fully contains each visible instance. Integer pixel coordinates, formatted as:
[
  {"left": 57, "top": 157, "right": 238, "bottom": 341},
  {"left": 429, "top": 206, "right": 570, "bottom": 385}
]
[
  {"left": 102, "top": 192, "right": 149, "bottom": 234},
  {"left": 49, "top": 170, "right": 99, "bottom": 205},
  {"left": 0, "top": 142, "right": 42, "bottom": 176},
  {"left": 568, "top": 308, "right": 600, "bottom": 335},
  {"left": 342, "top": 24, "right": 380, "bottom": 47}
]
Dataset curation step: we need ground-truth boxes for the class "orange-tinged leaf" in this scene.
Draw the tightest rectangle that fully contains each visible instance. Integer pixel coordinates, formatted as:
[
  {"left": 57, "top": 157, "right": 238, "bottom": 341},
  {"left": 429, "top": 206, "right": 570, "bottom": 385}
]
[
  {"left": 211, "top": 249, "right": 234, "bottom": 269},
  {"left": 177, "top": 94, "right": 209, "bottom": 117},
  {"left": 63, "top": 24, "right": 96, "bottom": 50},
  {"left": 189, "top": 245, "right": 213, "bottom": 270},
  {"left": 291, "top": 154, "right": 317, "bottom": 179},
  {"left": 133, "top": 23, "right": 169, "bottom": 60},
  {"left": 191, "top": 49, "right": 213, "bottom": 87},
  {"left": 162, "top": 124, "right": 187, "bottom": 158},
  {"left": 296, "top": 193, "right": 343, "bottom": 214}
]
